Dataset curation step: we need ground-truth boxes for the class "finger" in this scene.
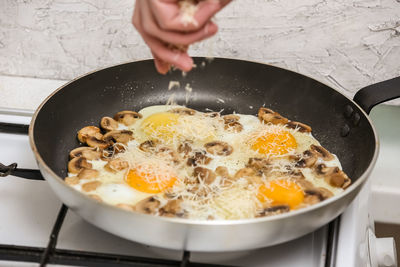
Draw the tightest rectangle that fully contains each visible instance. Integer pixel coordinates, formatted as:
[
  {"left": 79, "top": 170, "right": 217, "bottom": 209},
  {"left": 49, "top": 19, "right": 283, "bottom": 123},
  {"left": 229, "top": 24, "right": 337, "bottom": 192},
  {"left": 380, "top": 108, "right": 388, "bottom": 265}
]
[
  {"left": 133, "top": 0, "right": 193, "bottom": 73},
  {"left": 131, "top": 0, "right": 142, "bottom": 29},
  {"left": 153, "top": 54, "right": 171, "bottom": 74},
  {"left": 150, "top": 0, "right": 224, "bottom": 32},
  {"left": 219, "top": 0, "right": 232, "bottom": 8},
  {"left": 142, "top": 32, "right": 194, "bottom": 72},
  {"left": 193, "top": 0, "right": 223, "bottom": 24},
  {"left": 142, "top": 1, "right": 218, "bottom": 45},
  {"left": 132, "top": 1, "right": 173, "bottom": 74}
]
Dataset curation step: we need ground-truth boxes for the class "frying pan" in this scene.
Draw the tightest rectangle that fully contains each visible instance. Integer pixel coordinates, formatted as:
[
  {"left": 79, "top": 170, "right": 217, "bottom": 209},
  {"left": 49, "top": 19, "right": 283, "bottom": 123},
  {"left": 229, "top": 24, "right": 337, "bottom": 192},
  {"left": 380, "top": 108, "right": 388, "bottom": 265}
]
[{"left": 11, "top": 58, "right": 400, "bottom": 251}]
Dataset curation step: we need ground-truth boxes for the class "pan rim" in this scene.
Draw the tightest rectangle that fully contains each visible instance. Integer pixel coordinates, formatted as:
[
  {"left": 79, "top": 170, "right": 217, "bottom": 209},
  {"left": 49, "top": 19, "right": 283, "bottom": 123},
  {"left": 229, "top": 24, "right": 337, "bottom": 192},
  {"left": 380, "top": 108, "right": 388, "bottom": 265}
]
[{"left": 28, "top": 57, "right": 379, "bottom": 226}]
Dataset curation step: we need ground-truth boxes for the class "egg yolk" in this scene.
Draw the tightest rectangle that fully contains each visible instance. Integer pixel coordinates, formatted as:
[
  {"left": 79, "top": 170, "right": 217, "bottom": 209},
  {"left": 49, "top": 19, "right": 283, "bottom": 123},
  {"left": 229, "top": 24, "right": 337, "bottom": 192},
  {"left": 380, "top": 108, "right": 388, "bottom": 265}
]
[
  {"left": 126, "top": 168, "right": 176, "bottom": 193},
  {"left": 141, "top": 112, "right": 180, "bottom": 141},
  {"left": 251, "top": 130, "right": 297, "bottom": 155},
  {"left": 257, "top": 179, "right": 304, "bottom": 209}
]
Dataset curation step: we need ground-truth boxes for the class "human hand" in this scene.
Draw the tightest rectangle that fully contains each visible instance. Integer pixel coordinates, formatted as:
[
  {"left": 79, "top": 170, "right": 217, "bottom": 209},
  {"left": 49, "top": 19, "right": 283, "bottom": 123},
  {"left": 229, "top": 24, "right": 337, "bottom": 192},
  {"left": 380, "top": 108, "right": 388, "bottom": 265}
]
[{"left": 132, "top": 0, "right": 231, "bottom": 74}]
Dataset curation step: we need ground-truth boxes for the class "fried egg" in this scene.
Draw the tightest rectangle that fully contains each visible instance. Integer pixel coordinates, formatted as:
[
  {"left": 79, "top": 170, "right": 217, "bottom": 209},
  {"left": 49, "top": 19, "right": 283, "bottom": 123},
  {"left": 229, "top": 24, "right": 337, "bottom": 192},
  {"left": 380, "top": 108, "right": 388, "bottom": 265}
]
[{"left": 66, "top": 105, "right": 350, "bottom": 220}]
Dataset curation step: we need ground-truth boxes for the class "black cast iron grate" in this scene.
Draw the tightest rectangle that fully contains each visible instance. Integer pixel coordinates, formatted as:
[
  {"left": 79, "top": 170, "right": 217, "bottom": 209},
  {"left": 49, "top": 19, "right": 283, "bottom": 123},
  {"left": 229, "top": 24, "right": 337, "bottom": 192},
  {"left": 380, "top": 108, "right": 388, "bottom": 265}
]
[
  {"left": 0, "top": 204, "right": 227, "bottom": 267},
  {"left": 0, "top": 122, "right": 338, "bottom": 267}
]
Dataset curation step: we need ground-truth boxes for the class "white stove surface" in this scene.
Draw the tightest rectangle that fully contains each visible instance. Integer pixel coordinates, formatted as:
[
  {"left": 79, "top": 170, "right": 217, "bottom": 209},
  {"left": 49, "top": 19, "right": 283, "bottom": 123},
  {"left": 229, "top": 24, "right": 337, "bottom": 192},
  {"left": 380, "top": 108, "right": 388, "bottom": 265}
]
[{"left": 0, "top": 113, "right": 333, "bottom": 267}]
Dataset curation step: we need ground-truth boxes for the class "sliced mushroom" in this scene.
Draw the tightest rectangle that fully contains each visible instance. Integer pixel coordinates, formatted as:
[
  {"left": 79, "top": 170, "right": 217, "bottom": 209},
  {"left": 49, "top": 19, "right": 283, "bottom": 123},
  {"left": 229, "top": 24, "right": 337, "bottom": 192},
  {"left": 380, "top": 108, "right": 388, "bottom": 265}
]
[
  {"left": 302, "top": 194, "right": 321, "bottom": 205},
  {"left": 304, "top": 187, "right": 334, "bottom": 201},
  {"left": 317, "top": 187, "right": 334, "bottom": 199},
  {"left": 222, "top": 114, "right": 240, "bottom": 124},
  {"left": 193, "top": 167, "right": 216, "bottom": 184},
  {"left": 100, "top": 116, "right": 119, "bottom": 131},
  {"left": 101, "top": 146, "right": 115, "bottom": 159},
  {"left": 215, "top": 166, "right": 232, "bottom": 186},
  {"left": 77, "top": 168, "right": 99, "bottom": 180},
  {"left": 168, "top": 107, "right": 196, "bottom": 115},
  {"left": 258, "top": 108, "right": 289, "bottom": 125},
  {"left": 314, "top": 163, "right": 351, "bottom": 188},
  {"left": 310, "top": 144, "right": 334, "bottom": 161},
  {"left": 164, "top": 191, "right": 178, "bottom": 199},
  {"left": 303, "top": 187, "right": 334, "bottom": 205},
  {"left": 296, "top": 179, "right": 315, "bottom": 191},
  {"left": 186, "top": 151, "right": 212, "bottom": 166},
  {"left": 116, "top": 203, "right": 135, "bottom": 211},
  {"left": 103, "top": 130, "right": 134, "bottom": 144},
  {"left": 82, "top": 181, "right": 102, "bottom": 192},
  {"left": 246, "top": 158, "right": 271, "bottom": 176},
  {"left": 139, "top": 140, "right": 160, "bottom": 152},
  {"left": 234, "top": 167, "right": 256, "bottom": 179},
  {"left": 133, "top": 196, "right": 160, "bottom": 214},
  {"left": 113, "top": 143, "right": 126, "bottom": 154},
  {"left": 315, "top": 164, "right": 340, "bottom": 176},
  {"left": 178, "top": 140, "right": 193, "bottom": 155},
  {"left": 258, "top": 205, "right": 290, "bottom": 217},
  {"left": 303, "top": 189, "right": 323, "bottom": 204},
  {"left": 325, "top": 170, "right": 351, "bottom": 188},
  {"left": 215, "top": 166, "right": 230, "bottom": 178},
  {"left": 248, "top": 158, "right": 270, "bottom": 168},
  {"left": 69, "top": 147, "right": 102, "bottom": 160},
  {"left": 114, "top": 111, "right": 142, "bottom": 126},
  {"left": 65, "top": 176, "right": 79, "bottom": 185},
  {"left": 160, "top": 199, "right": 185, "bottom": 217},
  {"left": 68, "top": 157, "right": 92, "bottom": 174},
  {"left": 287, "top": 169, "right": 305, "bottom": 179},
  {"left": 204, "top": 141, "right": 233, "bottom": 156},
  {"left": 86, "top": 136, "right": 112, "bottom": 149},
  {"left": 224, "top": 121, "right": 243, "bottom": 133},
  {"left": 205, "top": 112, "right": 220, "bottom": 118},
  {"left": 295, "top": 150, "right": 318, "bottom": 168},
  {"left": 286, "top": 121, "right": 312, "bottom": 133},
  {"left": 156, "top": 147, "right": 181, "bottom": 165},
  {"left": 77, "top": 126, "right": 102, "bottom": 143},
  {"left": 104, "top": 158, "right": 129, "bottom": 173},
  {"left": 282, "top": 164, "right": 305, "bottom": 179}
]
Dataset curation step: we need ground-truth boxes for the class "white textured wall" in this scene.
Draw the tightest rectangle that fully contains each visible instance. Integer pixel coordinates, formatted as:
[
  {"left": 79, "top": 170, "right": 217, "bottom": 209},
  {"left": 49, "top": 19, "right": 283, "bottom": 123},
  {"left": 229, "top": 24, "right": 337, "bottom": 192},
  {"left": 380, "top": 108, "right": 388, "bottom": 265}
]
[{"left": 0, "top": 0, "right": 400, "bottom": 100}]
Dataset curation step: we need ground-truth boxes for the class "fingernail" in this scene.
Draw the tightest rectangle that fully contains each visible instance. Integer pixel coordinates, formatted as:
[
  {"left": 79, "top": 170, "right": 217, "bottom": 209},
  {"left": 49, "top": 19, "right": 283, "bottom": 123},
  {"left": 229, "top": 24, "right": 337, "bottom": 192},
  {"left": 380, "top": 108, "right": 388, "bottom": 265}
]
[
  {"left": 182, "top": 56, "right": 194, "bottom": 71},
  {"left": 159, "top": 66, "right": 170, "bottom": 75},
  {"left": 154, "top": 59, "right": 170, "bottom": 75}
]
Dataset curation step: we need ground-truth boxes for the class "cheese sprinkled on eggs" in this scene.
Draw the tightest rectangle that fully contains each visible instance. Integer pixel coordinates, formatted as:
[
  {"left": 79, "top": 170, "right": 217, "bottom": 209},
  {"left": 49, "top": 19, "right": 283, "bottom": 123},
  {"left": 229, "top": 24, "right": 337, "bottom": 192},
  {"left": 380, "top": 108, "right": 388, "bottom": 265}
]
[{"left": 67, "top": 105, "right": 351, "bottom": 220}]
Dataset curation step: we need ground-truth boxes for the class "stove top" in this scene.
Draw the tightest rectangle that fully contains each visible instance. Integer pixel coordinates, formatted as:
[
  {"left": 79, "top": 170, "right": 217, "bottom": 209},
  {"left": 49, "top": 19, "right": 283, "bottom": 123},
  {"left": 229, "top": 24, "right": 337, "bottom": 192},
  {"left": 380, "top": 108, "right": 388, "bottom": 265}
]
[{"left": 0, "top": 108, "right": 394, "bottom": 267}]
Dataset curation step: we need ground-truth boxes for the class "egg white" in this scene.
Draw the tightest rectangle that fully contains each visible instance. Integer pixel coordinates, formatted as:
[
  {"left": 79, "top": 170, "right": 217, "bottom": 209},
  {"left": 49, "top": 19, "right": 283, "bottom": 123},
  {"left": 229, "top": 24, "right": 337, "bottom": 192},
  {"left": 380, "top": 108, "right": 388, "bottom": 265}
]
[{"left": 69, "top": 105, "right": 346, "bottom": 219}]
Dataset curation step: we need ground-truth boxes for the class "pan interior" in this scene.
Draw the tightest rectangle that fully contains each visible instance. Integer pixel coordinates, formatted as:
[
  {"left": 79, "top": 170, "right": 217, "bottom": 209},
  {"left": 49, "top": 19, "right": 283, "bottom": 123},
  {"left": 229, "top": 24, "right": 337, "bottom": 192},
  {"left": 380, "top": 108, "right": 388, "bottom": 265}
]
[{"left": 33, "top": 58, "right": 376, "bottom": 184}]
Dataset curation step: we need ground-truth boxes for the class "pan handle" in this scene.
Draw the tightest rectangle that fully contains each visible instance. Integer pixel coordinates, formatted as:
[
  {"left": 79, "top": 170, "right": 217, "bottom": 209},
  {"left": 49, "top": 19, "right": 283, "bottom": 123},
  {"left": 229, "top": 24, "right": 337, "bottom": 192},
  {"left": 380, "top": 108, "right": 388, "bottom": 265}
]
[
  {"left": 353, "top": 76, "right": 400, "bottom": 114},
  {"left": 0, "top": 162, "right": 44, "bottom": 180}
]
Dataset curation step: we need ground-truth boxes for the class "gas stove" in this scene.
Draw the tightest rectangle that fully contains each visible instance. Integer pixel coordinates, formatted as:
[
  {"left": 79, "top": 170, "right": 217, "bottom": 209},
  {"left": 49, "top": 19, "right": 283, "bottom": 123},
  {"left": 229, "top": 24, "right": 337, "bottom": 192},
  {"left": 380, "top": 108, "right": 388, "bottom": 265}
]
[{"left": 0, "top": 108, "right": 395, "bottom": 267}]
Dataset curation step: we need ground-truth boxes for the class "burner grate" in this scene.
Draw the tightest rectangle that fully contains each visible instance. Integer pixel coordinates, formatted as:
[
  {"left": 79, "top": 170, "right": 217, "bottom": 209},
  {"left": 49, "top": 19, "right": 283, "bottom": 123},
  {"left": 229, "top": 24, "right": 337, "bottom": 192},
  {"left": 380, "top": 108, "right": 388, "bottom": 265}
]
[
  {"left": 0, "top": 122, "right": 29, "bottom": 135},
  {"left": 0, "top": 204, "right": 230, "bottom": 267}
]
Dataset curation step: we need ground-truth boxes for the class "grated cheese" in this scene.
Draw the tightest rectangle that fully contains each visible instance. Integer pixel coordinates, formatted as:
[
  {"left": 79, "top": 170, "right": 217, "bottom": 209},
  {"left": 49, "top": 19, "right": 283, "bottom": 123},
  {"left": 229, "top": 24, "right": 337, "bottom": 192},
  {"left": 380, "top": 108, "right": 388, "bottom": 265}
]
[
  {"left": 168, "top": 81, "right": 180, "bottom": 90},
  {"left": 184, "top": 83, "right": 193, "bottom": 104},
  {"left": 179, "top": 0, "right": 201, "bottom": 26},
  {"left": 67, "top": 105, "right": 346, "bottom": 220},
  {"left": 166, "top": 93, "right": 177, "bottom": 106}
]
